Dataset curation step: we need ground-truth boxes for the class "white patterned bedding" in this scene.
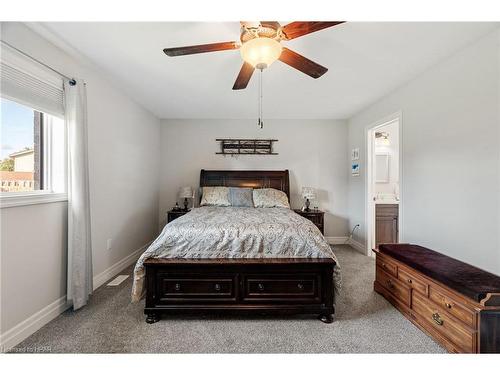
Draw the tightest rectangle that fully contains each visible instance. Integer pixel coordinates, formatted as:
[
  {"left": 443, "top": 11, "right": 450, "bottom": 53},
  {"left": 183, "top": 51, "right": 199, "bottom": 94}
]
[{"left": 131, "top": 206, "right": 341, "bottom": 302}]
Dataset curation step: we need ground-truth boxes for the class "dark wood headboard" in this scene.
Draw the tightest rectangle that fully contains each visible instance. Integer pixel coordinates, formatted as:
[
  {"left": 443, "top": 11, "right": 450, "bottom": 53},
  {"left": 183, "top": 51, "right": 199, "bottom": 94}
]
[{"left": 199, "top": 170, "right": 290, "bottom": 200}]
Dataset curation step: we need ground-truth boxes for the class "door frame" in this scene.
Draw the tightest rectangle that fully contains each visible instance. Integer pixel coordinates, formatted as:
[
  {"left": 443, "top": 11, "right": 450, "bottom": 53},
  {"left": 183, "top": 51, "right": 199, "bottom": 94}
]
[{"left": 365, "top": 111, "right": 403, "bottom": 257}]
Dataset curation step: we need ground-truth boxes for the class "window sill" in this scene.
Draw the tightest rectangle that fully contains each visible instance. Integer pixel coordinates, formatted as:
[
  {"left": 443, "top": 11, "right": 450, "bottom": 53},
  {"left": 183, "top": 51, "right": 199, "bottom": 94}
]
[{"left": 0, "top": 192, "right": 68, "bottom": 208}]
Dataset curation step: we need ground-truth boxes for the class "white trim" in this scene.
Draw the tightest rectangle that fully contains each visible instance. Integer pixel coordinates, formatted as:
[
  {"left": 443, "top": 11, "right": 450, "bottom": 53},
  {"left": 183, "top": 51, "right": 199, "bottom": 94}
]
[
  {"left": 92, "top": 242, "right": 150, "bottom": 290},
  {"left": 326, "top": 236, "right": 367, "bottom": 254},
  {"left": 0, "top": 192, "right": 68, "bottom": 208},
  {"left": 0, "top": 296, "right": 69, "bottom": 353},
  {"left": 365, "top": 111, "right": 403, "bottom": 257},
  {"left": 0, "top": 242, "right": 150, "bottom": 352},
  {"left": 325, "top": 236, "right": 349, "bottom": 245},
  {"left": 348, "top": 239, "right": 367, "bottom": 254}
]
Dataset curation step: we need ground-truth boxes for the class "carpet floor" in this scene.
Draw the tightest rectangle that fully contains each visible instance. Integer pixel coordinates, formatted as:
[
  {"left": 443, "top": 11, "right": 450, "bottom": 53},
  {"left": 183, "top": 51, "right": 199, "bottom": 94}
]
[{"left": 12, "top": 245, "right": 446, "bottom": 353}]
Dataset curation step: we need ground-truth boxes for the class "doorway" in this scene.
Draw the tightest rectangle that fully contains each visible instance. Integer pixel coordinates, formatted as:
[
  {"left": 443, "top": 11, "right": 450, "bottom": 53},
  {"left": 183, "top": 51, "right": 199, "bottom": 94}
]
[{"left": 366, "top": 113, "right": 402, "bottom": 256}]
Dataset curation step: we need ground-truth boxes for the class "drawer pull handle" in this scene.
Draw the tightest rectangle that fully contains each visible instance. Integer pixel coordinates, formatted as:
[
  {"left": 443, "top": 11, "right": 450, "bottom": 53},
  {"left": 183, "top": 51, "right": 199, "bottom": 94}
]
[
  {"left": 445, "top": 303, "right": 452, "bottom": 309},
  {"left": 386, "top": 279, "right": 394, "bottom": 289},
  {"left": 407, "top": 279, "right": 412, "bottom": 284},
  {"left": 297, "top": 283, "right": 304, "bottom": 290},
  {"left": 258, "top": 283, "right": 265, "bottom": 291},
  {"left": 214, "top": 283, "right": 221, "bottom": 292},
  {"left": 432, "top": 312, "right": 444, "bottom": 326},
  {"left": 174, "top": 283, "right": 181, "bottom": 291}
]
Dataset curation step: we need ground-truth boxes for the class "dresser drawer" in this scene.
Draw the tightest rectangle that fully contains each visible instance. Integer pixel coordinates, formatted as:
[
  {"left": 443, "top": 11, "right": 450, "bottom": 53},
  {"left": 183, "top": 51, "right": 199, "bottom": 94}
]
[
  {"left": 157, "top": 273, "right": 237, "bottom": 302},
  {"left": 429, "top": 286, "right": 475, "bottom": 327},
  {"left": 376, "top": 256, "right": 398, "bottom": 278},
  {"left": 243, "top": 274, "right": 320, "bottom": 302},
  {"left": 376, "top": 266, "right": 410, "bottom": 306},
  {"left": 412, "top": 292, "right": 474, "bottom": 352},
  {"left": 398, "top": 267, "right": 428, "bottom": 297}
]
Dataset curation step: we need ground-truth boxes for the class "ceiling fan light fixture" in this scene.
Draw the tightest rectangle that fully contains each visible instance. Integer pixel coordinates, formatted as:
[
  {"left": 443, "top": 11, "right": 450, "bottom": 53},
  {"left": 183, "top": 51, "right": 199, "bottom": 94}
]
[{"left": 240, "top": 37, "right": 282, "bottom": 69}]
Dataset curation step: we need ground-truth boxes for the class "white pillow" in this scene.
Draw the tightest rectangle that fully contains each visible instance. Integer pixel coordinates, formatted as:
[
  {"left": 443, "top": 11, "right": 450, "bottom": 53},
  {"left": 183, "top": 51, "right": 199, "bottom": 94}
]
[
  {"left": 200, "top": 186, "right": 231, "bottom": 207},
  {"left": 253, "top": 188, "right": 290, "bottom": 208}
]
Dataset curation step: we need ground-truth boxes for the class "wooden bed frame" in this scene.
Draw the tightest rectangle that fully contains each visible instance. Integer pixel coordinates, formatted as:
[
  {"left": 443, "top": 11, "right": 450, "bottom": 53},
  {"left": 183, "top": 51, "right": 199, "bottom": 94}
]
[{"left": 143, "top": 170, "right": 336, "bottom": 324}]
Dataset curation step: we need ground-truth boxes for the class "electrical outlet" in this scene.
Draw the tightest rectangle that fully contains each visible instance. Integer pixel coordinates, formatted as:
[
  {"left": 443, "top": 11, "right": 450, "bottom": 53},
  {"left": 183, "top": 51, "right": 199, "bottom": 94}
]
[{"left": 106, "top": 238, "right": 113, "bottom": 251}]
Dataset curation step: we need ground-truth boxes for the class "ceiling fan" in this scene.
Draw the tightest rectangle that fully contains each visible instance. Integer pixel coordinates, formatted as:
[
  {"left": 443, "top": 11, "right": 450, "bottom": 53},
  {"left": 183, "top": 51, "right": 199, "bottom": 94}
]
[{"left": 163, "top": 21, "right": 345, "bottom": 90}]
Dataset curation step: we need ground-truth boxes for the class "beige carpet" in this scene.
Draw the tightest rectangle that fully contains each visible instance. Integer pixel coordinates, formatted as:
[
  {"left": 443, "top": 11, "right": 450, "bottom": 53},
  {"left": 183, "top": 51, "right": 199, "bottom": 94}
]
[{"left": 12, "top": 245, "right": 446, "bottom": 353}]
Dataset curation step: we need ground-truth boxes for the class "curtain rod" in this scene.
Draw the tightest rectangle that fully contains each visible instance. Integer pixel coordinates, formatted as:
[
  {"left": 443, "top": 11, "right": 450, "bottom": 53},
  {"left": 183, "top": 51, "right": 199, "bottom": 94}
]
[{"left": 1, "top": 39, "right": 77, "bottom": 86}]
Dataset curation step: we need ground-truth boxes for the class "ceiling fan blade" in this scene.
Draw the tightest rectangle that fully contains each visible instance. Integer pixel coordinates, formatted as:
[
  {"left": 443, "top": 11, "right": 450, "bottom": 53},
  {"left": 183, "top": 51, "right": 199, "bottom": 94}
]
[
  {"left": 281, "top": 22, "right": 345, "bottom": 40},
  {"left": 232, "top": 62, "right": 255, "bottom": 90},
  {"left": 260, "top": 21, "right": 281, "bottom": 29},
  {"left": 279, "top": 47, "right": 328, "bottom": 79},
  {"left": 163, "top": 41, "right": 238, "bottom": 57}
]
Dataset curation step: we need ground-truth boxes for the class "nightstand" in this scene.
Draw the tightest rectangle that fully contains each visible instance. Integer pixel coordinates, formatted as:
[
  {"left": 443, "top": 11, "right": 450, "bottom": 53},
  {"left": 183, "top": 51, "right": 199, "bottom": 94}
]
[
  {"left": 294, "top": 209, "right": 325, "bottom": 235},
  {"left": 167, "top": 209, "right": 189, "bottom": 223}
]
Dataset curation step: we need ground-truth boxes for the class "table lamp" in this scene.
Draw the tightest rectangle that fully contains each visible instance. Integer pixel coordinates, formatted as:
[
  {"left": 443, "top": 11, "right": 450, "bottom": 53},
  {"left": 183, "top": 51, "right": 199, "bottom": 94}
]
[
  {"left": 179, "top": 186, "right": 194, "bottom": 211},
  {"left": 301, "top": 187, "right": 316, "bottom": 212}
]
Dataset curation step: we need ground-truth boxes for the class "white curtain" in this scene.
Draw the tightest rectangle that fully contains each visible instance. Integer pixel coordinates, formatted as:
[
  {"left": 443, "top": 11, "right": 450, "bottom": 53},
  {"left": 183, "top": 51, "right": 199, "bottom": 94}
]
[{"left": 65, "top": 79, "right": 93, "bottom": 310}]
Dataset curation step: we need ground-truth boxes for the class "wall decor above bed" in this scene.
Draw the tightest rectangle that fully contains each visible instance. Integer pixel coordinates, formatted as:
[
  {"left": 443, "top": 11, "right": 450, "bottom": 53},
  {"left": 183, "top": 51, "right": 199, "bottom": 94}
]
[{"left": 216, "top": 138, "right": 278, "bottom": 155}]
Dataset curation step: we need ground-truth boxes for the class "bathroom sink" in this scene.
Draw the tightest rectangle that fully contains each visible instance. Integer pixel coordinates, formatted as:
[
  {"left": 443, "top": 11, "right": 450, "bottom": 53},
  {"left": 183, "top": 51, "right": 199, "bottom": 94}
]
[{"left": 374, "top": 195, "right": 399, "bottom": 204}]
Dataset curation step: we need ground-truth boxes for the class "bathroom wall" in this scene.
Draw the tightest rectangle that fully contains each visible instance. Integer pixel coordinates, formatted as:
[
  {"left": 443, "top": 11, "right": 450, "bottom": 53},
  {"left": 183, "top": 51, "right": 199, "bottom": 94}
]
[{"left": 374, "top": 120, "right": 399, "bottom": 197}]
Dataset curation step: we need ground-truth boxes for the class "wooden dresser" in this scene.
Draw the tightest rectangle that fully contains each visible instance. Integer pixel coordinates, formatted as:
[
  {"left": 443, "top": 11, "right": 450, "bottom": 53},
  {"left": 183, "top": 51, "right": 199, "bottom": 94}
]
[{"left": 373, "top": 244, "right": 500, "bottom": 353}]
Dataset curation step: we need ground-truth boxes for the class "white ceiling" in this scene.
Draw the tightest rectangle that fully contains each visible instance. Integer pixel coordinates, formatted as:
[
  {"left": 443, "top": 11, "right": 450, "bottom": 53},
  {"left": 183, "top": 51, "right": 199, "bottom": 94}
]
[{"left": 33, "top": 22, "right": 498, "bottom": 119}]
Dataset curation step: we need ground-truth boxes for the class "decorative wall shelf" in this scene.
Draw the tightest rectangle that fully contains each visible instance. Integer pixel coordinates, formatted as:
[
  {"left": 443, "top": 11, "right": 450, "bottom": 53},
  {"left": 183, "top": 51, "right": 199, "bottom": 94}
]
[{"left": 216, "top": 139, "right": 278, "bottom": 155}]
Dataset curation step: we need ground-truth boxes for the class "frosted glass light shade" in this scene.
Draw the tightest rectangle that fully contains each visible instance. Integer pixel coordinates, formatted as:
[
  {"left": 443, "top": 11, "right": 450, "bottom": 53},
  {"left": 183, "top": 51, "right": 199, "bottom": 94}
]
[
  {"left": 179, "top": 186, "right": 194, "bottom": 198},
  {"left": 301, "top": 187, "right": 316, "bottom": 200},
  {"left": 240, "top": 37, "right": 282, "bottom": 68}
]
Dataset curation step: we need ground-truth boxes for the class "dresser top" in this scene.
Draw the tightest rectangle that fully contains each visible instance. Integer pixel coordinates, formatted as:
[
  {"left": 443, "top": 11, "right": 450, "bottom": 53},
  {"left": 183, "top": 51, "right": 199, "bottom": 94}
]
[
  {"left": 293, "top": 209, "right": 324, "bottom": 214},
  {"left": 378, "top": 243, "right": 500, "bottom": 303}
]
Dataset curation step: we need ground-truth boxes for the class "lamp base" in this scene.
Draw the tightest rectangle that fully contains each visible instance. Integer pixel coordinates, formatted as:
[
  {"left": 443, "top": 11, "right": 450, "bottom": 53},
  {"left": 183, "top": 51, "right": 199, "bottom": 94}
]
[{"left": 304, "top": 198, "right": 311, "bottom": 212}]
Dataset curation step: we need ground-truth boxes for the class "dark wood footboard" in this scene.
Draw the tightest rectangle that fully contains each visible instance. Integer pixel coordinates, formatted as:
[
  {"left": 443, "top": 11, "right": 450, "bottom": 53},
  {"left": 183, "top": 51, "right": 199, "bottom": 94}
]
[{"left": 144, "top": 258, "right": 336, "bottom": 323}]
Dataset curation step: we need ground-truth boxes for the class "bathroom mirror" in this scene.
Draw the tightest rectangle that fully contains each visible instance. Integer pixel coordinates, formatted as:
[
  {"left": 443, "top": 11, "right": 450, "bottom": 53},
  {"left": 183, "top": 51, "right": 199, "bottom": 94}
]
[{"left": 375, "top": 153, "right": 390, "bottom": 183}]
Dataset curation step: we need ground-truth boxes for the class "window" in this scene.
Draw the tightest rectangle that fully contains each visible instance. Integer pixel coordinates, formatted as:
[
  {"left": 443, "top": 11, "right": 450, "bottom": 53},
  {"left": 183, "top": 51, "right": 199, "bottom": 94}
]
[
  {"left": 0, "top": 98, "right": 65, "bottom": 194},
  {"left": 0, "top": 44, "right": 67, "bottom": 207}
]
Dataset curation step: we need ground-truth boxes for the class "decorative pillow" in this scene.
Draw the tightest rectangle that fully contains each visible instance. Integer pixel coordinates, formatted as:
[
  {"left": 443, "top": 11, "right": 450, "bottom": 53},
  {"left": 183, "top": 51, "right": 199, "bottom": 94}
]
[
  {"left": 253, "top": 188, "right": 290, "bottom": 208},
  {"left": 200, "top": 186, "right": 231, "bottom": 207},
  {"left": 229, "top": 187, "right": 254, "bottom": 207}
]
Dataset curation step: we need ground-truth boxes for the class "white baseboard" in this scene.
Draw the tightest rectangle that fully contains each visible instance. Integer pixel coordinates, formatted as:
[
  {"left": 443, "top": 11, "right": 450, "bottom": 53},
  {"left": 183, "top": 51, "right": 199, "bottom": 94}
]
[
  {"left": 325, "top": 236, "right": 349, "bottom": 245},
  {"left": 326, "top": 236, "right": 369, "bottom": 255},
  {"left": 0, "top": 242, "right": 150, "bottom": 352},
  {"left": 0, "top": 295, "right": 69, "bottom": 353},
  {"left": 348, "top": 238, "right": 367, "bottom": 254},
  {"left": 92, "top": 242, "right": 150, "bottom": 290}
]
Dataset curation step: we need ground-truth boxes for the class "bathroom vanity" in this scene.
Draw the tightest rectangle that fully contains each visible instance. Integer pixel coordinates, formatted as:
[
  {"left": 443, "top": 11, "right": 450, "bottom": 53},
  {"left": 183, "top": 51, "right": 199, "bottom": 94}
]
[{"left": 375, "top": 203, "right": 399, "bottom": 247}]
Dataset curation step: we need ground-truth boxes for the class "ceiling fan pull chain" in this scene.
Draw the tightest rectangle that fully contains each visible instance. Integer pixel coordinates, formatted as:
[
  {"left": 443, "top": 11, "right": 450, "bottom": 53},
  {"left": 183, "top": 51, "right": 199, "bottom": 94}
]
[{"left": 258, "top": 68, "right": 263, "bottom": 129}]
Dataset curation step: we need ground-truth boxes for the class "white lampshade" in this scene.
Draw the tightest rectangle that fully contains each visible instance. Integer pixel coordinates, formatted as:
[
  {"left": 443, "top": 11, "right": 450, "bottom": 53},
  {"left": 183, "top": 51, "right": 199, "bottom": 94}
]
[
  {"left": 240, "top": 37, "right": 282, "bottom": 69},
  {"left": 301, "top": 187, "right": 316, "bottom": 200},
  {"left": 179, "top": 186, "right": 194, "bottom": 199}
]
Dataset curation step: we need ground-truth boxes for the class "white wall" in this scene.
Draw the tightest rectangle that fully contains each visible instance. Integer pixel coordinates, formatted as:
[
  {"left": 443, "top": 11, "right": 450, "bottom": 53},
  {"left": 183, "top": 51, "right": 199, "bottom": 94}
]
[
  {"left": 0, "top": 23, "right": 161, "bottom": 338},
  {"left": 347, "top": 29, "right": 500, "bottom": 275},
  {"left": 159, "top": 119, "right": 349, "bottom": 238}
]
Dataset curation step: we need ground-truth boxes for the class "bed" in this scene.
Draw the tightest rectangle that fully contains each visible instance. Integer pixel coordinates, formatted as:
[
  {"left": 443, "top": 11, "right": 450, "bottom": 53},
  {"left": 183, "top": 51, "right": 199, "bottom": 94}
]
[{"left": 132, "top": 170, "right": 340, "bottom": 323}]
